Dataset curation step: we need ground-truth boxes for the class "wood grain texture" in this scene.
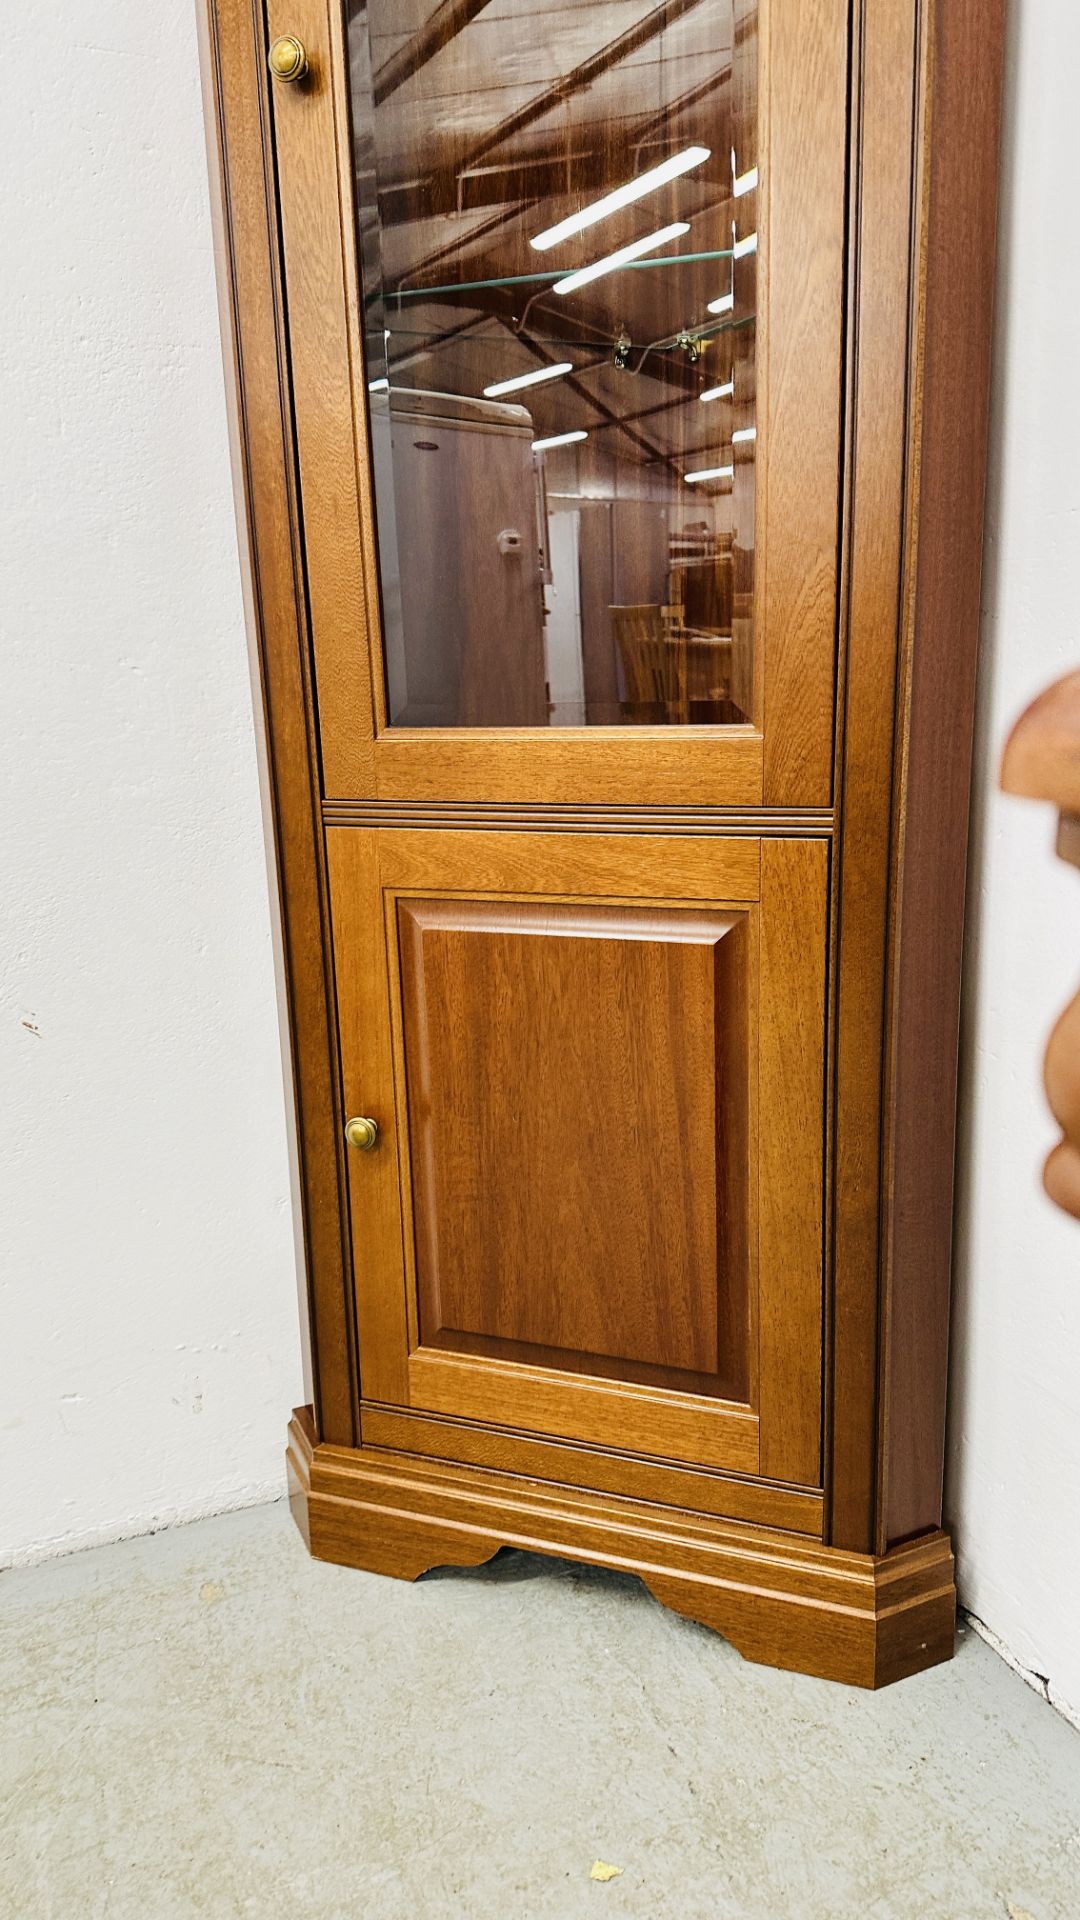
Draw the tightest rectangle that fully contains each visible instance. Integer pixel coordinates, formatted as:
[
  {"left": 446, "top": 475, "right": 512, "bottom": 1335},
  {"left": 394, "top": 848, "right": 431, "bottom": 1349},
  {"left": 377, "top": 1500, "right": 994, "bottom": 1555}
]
[
  {"left": 205, "top": 0, "right": 1006, "bottom": 1677},
  {"left": 406, "top": 1349, "right": 761, "bottom": 1473},
  {"left": 398, "top": 896, "right": 745, "bottom": 1391},
  {"left": 325, "top": 827, "right": 411, "bottom": 1405},
  {"left": 256, "top": 0, "right": 848, "bottom": 807},
  {"left": 827, "top": 0, "right": 920, "bottom": 1550},
  {"left": 288, "top": 1408, "right": 956, "bottom": 1688},
  {"left": 327, "top": 825, "right": 767, "bottom": 1461},
  {"left": 360, "top": 1404, "right": 824, "bottom": 1535},
  {"left": 264, "top": 0, "right": 377, "bottom": 794},
  {"left": 384, "top": 829, "right": 763, "bottom": 1473},
  {"left": 326, "top": 824, "right": 826, "bottom": 1481},
  {"left": 201, "top": 0, "right": 357, "bottom": 1441},
  {"left": 758, "top": 838, "right": 827, "bottom": 1483},
  {"left": 376, "top": 828, "right": 761, "bottom": 902},
  {"left": 323, "top": 801, "right": 835, "bottom": 837},
  {"left": 370, "top": 729, "right": 765, "bottom": 810},
  {"left": 760, "top": 0, "right": 847, "bottom": 804},
  {"left": 881, "top": 0, "right": 1007, "bottom": 1545}
]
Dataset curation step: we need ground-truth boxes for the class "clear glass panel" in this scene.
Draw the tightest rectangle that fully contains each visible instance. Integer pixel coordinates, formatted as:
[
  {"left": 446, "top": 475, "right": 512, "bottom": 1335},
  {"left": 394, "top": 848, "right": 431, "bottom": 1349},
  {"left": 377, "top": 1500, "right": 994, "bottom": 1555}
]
[{"left": 347, "top": 0, "right": 758, "bottom": 728}]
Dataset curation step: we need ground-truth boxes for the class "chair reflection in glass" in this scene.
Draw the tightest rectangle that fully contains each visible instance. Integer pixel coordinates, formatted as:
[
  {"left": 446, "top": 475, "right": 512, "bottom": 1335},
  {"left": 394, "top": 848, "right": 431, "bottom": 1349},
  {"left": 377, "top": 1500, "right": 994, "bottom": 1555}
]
[
  {"left": 612, "top": 605, "right": 689, "bottom": 725},
  {"left": 612, "top": 531, "right": 738, "bottom": 725}
]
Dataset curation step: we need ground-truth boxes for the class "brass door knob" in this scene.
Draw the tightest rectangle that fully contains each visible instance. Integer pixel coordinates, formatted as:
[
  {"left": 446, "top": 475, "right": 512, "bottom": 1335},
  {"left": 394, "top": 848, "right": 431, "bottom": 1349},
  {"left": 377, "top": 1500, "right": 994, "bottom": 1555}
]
[
  {"left": 344, "top": 1115, "right": 379, "bottom": 1152},
  {"left": 268, "top": 34, "right": 309, "bottom": 82}
]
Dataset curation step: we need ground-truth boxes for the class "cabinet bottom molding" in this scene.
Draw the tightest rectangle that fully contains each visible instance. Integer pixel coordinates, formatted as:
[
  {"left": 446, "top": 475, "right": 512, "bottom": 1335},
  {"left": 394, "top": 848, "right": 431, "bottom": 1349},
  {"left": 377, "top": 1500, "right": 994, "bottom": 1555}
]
[{"left": 286, "top": 1408, "right": 955, "bottom": 1689}]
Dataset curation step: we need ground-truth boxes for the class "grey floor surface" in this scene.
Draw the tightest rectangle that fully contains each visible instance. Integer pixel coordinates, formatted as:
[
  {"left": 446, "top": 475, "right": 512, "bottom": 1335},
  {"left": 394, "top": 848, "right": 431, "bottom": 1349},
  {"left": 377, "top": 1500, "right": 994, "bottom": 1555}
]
[{"left": 2, "top": 1502, "right": 1078, "bottom": 1919}]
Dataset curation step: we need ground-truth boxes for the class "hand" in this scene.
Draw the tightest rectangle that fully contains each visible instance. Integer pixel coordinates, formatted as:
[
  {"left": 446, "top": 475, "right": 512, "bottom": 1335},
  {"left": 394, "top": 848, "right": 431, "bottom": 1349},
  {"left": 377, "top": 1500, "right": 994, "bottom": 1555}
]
[{"left": 1043, "top": 986, "right": 1080, "bottom": 1218}]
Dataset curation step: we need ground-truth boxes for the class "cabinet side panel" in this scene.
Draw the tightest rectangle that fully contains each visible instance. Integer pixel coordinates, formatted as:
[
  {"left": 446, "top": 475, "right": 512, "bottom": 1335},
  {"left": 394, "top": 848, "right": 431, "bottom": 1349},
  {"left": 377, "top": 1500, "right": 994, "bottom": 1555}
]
[
  {"left": 201, "top": 0, "right": 357, "bottom": 1442},
  {"left": 828, "top": 0, "right": 919, "bottom": 1551},
  {"left": 882, "top": 0, "right": 1006, "bottom": 1546}
]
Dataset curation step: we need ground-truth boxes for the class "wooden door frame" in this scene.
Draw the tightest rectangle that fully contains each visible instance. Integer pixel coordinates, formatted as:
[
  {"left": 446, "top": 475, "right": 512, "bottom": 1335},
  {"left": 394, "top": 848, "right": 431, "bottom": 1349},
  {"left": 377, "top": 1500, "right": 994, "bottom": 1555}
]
[
  {"left": 325, "top": 827, "right": 828, "bottom": 1485},
  {"left": 259, "top": 0, "right": 847, "bottom": 809},
  {"left": 199, "top": 0, "right": 1006, "bottom": 1556}
]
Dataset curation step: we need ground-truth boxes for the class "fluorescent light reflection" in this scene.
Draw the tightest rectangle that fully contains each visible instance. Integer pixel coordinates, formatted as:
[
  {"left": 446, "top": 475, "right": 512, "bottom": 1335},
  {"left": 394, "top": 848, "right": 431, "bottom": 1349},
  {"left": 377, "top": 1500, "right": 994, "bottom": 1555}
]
[
  {"left": 552, "top": 223, "right": 690, "bottom": 296},
  {"left": 732, "top": 426, "right": 757, "bottom": 443},
  {"left": 368, "top": 377, "right": 390, "bottom": 392},
  {"left": 484, "top": 362, "right": 573, "bottom": 398},
  {"left": 733, "top": 166, "right": 758, "bottom": 198},
  {"left": 707, "top": 291, "right": 734, "bottom": 316},
  {"left": 532, "top": 430, "right": 588, "bottom": 452},
  {"left": 699, "top": 380, "right": 734, "bottom": 403},
  {"left": 531, "top": 147, "right": 710, "bottom": 252},
  {"left": 685, "top": 464, "right": 734, "bottom": 484},
  {"left": 733, "top": 230, "right": 758, "bottom": 259}
]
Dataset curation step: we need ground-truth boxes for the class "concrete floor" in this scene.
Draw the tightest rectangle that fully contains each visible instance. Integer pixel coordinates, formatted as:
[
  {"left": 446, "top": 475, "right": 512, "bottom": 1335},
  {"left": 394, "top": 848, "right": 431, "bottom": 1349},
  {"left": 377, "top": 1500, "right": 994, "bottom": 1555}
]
[{"left": 2, "top": 1503, "right": 1078, "bottom": 1920}]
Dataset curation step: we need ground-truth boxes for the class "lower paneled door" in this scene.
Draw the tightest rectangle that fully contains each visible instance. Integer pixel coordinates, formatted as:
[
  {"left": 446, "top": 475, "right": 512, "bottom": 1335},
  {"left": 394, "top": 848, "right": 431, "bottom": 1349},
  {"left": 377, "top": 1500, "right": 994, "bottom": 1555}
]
[{"left": 326, "top": 829, "right": 827, "bottom": 1490}]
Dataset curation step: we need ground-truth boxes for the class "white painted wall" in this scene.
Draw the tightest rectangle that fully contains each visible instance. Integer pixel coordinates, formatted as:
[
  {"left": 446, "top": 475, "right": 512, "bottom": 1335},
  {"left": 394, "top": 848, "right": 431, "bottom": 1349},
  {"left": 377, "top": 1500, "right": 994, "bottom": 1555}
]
[
  {"left": 948, "top": 0, "right": 1080, "bottom": 1728},
  {"left": 0, "top": 6, "right": 302, "bottom": 1564}
]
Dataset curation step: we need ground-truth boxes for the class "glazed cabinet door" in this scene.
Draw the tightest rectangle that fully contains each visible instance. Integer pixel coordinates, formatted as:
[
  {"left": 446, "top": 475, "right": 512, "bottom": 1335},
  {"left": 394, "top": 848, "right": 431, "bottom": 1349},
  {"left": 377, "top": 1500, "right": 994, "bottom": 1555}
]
[
  {"left": 267, "top": 0, "right": 848, "bottom": 807},
  {"left": 328, "top": 828, "right": 827, "bottom": 1484}
]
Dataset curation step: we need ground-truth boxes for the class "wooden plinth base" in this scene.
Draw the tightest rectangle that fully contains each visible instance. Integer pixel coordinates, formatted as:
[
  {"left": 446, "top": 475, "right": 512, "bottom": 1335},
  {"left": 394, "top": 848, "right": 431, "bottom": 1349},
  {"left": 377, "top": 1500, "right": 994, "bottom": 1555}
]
[{"left": 287, "top": 1409, "right": 955, "bottom": 1689}]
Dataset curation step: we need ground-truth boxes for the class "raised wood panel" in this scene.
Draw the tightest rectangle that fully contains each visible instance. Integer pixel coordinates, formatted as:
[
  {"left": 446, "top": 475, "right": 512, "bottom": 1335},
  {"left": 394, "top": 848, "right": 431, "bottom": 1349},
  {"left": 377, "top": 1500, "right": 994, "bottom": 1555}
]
[
  {"left": 327, "top": 826, "right": 765, "bottom": 1421},
  {"left": 397, "top": 895, "right": 749, "bottom": 1395},
  {"left": 326, "top": 825, "right": 825, "bottom": 1483},
  {"left": 380, "top": 830, "right": 766, "bottom": 1471}
]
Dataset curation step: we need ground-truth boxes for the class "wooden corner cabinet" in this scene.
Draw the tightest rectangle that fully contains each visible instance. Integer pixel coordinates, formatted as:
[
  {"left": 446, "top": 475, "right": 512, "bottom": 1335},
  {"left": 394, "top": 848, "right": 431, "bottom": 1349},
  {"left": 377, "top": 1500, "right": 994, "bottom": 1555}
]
[{"left": 200, "top": 0, "right": 1005, "bottom": 1685}]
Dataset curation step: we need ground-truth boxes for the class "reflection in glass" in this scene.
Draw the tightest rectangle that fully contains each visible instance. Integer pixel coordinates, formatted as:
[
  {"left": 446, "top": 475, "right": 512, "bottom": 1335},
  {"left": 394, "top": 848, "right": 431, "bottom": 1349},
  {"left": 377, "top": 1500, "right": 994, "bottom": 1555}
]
[{"left": 348, "top": 0, "right": 758, "bottom": 728}]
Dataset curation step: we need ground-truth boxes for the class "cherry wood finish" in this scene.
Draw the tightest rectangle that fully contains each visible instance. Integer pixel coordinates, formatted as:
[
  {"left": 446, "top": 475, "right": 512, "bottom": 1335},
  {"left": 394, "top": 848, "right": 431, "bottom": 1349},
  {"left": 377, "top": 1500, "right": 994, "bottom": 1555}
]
[
  {"left": 288, "top": 1407, "right": 956, "bottom": 1689},
  {"left": 759, "top": 0, "right": 846, "bottom": 806},
  {"left": 325, "top": 826, "right": 826, "bottom": 1482},
  {"left": 264, "top": 0, "right": 846, "bottom": 808},
  {"left": 397, "top": 895, "right": 745, "bottom": 1390},
  {"left": 827, "top": 0, "right": 933, "bottom": 1554},
  {"left": 199, "top": 0, "right": 357, "bottom": 1441},
  {"left": 828, "top": 0, "right": 1006, "bottom": 1554},
  {"left": 359, "top": 1405, "right": 825, "bottom": 1536},
  {"left": 201, "top": 0, "right": 1005, "bottom": 1683},
  {"left": 877, "top": 0, "right": 1007, "bottom": 1547}
]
